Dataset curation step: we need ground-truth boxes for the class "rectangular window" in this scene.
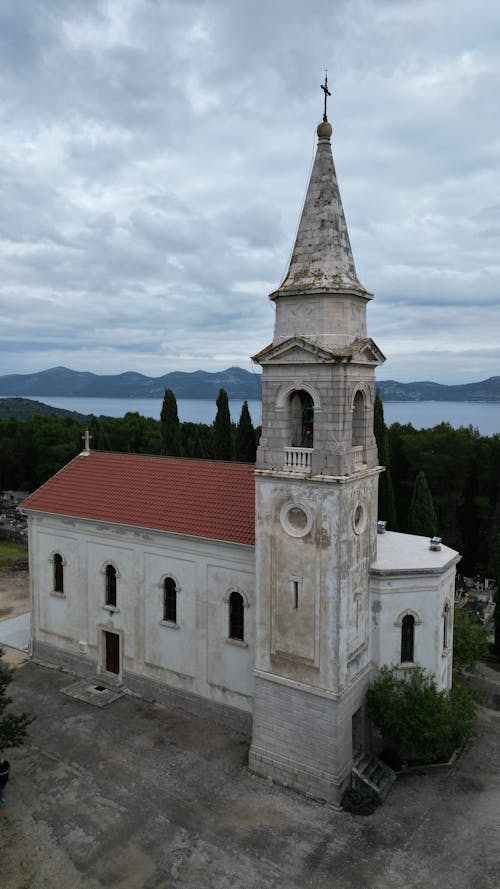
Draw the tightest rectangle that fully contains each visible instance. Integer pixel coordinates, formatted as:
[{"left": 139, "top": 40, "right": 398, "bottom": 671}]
[{"left": 289, "top": 575, "right": 302, "bottom": 609}]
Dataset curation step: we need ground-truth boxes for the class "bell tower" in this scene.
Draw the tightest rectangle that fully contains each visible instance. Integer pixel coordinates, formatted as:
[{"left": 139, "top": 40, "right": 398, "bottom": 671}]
[{"left": 249, "top": 91, "right": 385, "bottom": 806}]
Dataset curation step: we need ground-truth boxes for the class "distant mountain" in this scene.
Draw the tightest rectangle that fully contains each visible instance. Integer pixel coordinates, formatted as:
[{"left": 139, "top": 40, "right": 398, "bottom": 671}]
[
  {"left": 376, "top": 377, "right": 500, "bottom": 402},
  {"left": 1, "top": 367, "right": 499, "bottom": 402},
  {"left": 0, "top": 397, "right": 92, "bottom": 422},
  {"left": 0, "top": 366, "right": 262, "bottom": 400}
]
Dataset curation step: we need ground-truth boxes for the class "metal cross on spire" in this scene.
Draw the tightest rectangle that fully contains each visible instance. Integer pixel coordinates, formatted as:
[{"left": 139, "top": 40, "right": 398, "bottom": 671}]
[{"left": 320, "top": 71, "right": 331, "bottom": 122}]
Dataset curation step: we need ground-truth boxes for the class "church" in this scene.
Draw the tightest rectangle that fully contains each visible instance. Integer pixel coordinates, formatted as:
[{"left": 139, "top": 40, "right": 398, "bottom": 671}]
[{"left": 21, "top": 102, "right": 459, "bottom": 806}]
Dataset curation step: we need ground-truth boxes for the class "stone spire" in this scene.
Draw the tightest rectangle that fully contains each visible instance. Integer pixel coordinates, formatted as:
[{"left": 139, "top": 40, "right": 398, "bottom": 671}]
[{"left": 270, "top": 119, "right": 369, "bottom": 300}]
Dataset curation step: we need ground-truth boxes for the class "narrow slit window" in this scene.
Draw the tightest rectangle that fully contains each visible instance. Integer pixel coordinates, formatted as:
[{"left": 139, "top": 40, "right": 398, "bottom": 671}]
[
  {"left": 105, "top": 565, "right": 117, "bottom": 607},
  {"left": 163, "top": 577, "right": 177, "bottom": 623},
  {"left": 291, "top": 580, "right": 299, "bottom": 609},
  {"left": 443, "top": 603, "right": 449, "bottom": 650},
  {"left": 401, "top": 614, "right": 415, "bottom": 663},
  {"left": 229, "top": 592, "right": 244, "bottom": 641},
  {"left": 53, "top": 553, "right": 64, "bottom": 594}
]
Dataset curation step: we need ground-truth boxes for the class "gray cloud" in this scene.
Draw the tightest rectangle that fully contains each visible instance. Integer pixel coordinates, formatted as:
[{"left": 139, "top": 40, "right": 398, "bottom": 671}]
[{"left": 0, "top": 0, "right": 498, "bottom": 384}]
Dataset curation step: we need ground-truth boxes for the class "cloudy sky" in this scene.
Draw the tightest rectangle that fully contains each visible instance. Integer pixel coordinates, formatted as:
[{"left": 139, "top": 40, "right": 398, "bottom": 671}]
[{"left": 1, "top": 0, "right": 499, "bottom": 384}]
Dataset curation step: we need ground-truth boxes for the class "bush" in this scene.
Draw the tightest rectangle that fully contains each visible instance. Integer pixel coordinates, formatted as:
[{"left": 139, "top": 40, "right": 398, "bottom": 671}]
[
  {"left": 367, "top": 666, "right": 476, "bottom": 764},
  {"left": 453, "top": 608, "right": 489, "bottom": 676},
  {"left": 342, "top": 783, "right": 381, "bottom": 816},
  {"left": 0, "top": 646, "right": 33, "bottom": 748}
]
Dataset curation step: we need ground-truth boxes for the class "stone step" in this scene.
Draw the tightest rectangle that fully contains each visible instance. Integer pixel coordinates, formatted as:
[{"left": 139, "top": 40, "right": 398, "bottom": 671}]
[{"left": 352, "top": 753, "right": 397, "bottom": 801}]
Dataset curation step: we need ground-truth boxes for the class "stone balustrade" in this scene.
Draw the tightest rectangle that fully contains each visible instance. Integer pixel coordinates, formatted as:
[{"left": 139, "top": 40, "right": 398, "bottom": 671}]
[
  {"left": 284, "top": 447, "right": 313, "bottom": 472},
  {"left": 352, "top": 445, "right": 366, "bottom": 470}
]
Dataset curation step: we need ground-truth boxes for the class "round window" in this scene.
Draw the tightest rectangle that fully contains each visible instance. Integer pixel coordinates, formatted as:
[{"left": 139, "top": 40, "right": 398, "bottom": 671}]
[
  {"left": 279, "top": 501, "right": 313, "bottom": 538},
  {"left": 353, "top": 502, "right": 367, "bottom": 535}
]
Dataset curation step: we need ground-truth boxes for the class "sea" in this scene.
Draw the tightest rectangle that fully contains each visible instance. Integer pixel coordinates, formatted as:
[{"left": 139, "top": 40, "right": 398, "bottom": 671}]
[{"left": 4, "top": 395, "right": 500, "bottom": 436}]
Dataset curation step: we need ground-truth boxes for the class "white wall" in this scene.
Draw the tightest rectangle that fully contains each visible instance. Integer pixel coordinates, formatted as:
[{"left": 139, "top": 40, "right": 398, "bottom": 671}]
[
  {"left": 29, "top": 512, "right": 255, "bottom": 712},
  {"left": 370, "top": 564, "right": 456, "bottom": 691}
]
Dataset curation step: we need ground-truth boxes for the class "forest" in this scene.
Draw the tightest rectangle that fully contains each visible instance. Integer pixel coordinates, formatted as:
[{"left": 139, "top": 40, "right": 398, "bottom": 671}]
[{"left": 1, "top": 388, "right": 499, "bottom": 580}]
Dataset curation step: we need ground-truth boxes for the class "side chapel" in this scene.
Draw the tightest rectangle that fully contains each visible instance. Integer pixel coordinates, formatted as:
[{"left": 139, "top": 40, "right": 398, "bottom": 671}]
[{"left": 21, "top": 99, "right": 459, "bottom": 806}]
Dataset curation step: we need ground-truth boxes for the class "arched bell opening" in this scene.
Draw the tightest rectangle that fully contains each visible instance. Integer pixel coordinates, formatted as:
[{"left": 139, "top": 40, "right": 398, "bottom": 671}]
[
  {"left": 290, "top": 390, "right": 314, "bottom": 448},
  {"left": 351, "top": 389, "right": 367, "bottom": 470},
  {"left": 285, "top": 389, "right": 314, "bottom": 472}
]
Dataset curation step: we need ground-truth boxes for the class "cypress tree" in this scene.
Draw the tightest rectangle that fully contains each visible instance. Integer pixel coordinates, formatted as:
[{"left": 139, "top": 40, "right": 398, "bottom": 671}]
[
  {"left": 160, "top": 389, "right": 181, "bottom": 456},
  {"left": 235, "top": 401, "right": 256, "bottom": 462},
  {"left": 373, "top": 389, "right": 397, "bottom": 529},
  {"left": 408, "top": 470, "right": 438, "bottom": 537},
  {"left": 213, "top": 388, "right": 232, "bottom": 461}
]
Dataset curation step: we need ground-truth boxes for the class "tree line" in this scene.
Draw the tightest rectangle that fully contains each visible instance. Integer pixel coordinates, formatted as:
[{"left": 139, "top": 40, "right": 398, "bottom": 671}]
[
  {"left": 0, "top": 389, "right": 258, "bottom": 494},
  {"left": 374, "top": 390, "right": 500, "bottom": 581},
  {"left": 1, "top": 388, "right": 499, "bottom": 585}
]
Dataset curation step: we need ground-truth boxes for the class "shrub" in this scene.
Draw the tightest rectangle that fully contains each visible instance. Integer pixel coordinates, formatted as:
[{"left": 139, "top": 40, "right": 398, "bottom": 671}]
[
  {"left": 342, "top": 783, "right": 381, "bottom": 816},
  {"left": 0, "top": 646, "right": 33, "bottom": 748},
  {"left": 367, "top": 666, "right": 476, "bottom": 764},
  {"left": 453, "top": 608, "right": 489, "bottom": 676}
]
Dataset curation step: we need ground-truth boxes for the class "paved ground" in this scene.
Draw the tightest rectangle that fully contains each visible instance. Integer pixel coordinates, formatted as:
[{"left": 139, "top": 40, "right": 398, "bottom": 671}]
[
  {"left": 0, "top": 611, "right": 30, "bottom": 650},
  {"left": 1, "top": 661, "right": 499, "bottom": 889},
  {"left": 0, "top": 565, "right": 29, "bottom": 619}
]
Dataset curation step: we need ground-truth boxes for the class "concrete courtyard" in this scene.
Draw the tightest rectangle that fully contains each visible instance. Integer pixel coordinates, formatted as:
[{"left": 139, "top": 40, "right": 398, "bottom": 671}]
[{"left": 1, "top": 660, "right": 499, "bottom": 889}]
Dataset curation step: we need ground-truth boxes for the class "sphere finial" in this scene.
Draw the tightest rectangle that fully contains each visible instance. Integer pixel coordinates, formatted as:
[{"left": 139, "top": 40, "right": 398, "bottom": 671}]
[{"left": 317, "top": 119, "right": 332, "bottom": 139}]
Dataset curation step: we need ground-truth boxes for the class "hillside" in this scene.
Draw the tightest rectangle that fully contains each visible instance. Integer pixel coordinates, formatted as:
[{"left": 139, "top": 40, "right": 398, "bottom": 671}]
[
  {"left": 376, "top": 377, "right": 500, "bottom": 402},
  {"left": 0, "top": 398, "right": 92, "bottom": 422},
  {"left": 0, "top": 366, "right": 262, "bottom": 399},
  {"left": 1, "top": 367, "right": 500, "bottom": 402}
]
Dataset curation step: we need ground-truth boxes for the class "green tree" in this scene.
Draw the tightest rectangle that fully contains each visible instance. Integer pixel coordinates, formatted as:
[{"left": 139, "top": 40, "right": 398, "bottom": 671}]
[
  {"left": 374, "top": 389, "right": 397, "bottom": 529},
  {"left": 408, "top": 470, "right": 438, "bottom": 537},
  {"left": 0, "top": 647, "right": 32, "bottom": 748},
  {"left": 489, "top": 482, "right": 500, "bottom": 661},
  {"left": 453, "top": 608, "right": 489, "bottom": 676},
  {"left": 160, "top": 389, "right": 181, "bottom": 456},
  {"left": 367, "top": 666, "right": 476, "bottom": 764},
  {"left": 213, "top": 389, "right": 232, "bottom": 461},
  {"left": 494, "top": 590, "right": 500, "bottom": 663},
  {"left": 235, "top": 401, "right": 256, "bottom": 462}
]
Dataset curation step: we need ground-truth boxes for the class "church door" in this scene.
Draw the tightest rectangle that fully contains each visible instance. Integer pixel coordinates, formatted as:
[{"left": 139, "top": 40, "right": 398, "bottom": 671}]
[{"left": 105, "top": 631, "right": 120, "bottom": 674}]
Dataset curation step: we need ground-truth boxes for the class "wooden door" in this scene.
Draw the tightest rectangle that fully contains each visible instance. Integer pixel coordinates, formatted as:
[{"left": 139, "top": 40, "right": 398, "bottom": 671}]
[{"left": 105, "top": 631, "right": 120, "bottom": 674}]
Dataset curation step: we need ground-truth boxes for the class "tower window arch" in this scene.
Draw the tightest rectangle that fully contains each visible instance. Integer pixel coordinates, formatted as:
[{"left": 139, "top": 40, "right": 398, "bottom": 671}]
[
  {"left": 105, "top": 564, "right": 117, "bottom": 607},
  {"left": 228, "top": 591, "right": 245, "bottom": 641},
  {"left": 53, "top": 553, "right": 64, "bottom": 594},
  {"left": 290, "top": 390, "right": 314, "bottom": 448},
  {"left": 163, "top": 577, "right": 177, "bottom": 623},
  {"left": 352, "top": 390, "right": 365, "bottom": 448},
  {"left": 401, "top": 614, "right": 415, "bottom": 663}
]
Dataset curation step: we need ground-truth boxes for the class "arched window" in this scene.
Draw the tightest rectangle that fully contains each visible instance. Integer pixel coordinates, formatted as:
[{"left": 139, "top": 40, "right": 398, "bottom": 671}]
[
  {"left": 229, "top": 592, "right": 244, "bottom": 641},
  {"left": 105, "top": 565, "right": 117, "bottom": 608},
  {"left": 401, "top": 614, "right": 415, "bottom": 663},
  {"left": 290, "top": 390, "right": 314, "bottom": 448},
  {"left": 163, "top": 577, "right": 177, "bottom": 623},
  {"left": 443, "top": 603, "right": 450, "bottom": 650},
  {"left": 53, "top": 553, "right": 64, "bottom": 594},
  {"left": 352, "top": 390, "right": 365, "bottom": 447}
]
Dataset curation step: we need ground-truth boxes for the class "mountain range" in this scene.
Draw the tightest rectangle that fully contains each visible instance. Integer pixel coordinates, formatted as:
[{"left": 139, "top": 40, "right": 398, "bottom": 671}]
[
  {"left": 0, "top": 367, "right": 500, "bottom": 402},
  {"left": 0, "top": 366, "right": 261, "bottom": 400}
]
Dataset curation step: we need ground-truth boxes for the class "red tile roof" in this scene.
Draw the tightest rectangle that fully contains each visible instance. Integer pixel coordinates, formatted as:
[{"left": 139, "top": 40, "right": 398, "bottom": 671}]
[{"left": 21, "top": 451, "right": 255, "bottom": 546}]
